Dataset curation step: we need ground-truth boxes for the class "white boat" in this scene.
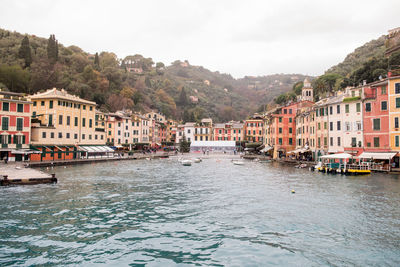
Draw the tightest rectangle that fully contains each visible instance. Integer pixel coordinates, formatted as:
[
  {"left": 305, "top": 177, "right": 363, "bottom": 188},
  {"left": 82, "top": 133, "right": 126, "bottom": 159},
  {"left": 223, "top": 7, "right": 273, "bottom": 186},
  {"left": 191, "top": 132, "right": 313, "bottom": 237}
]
[
  {"left": 193, "top": 158, "right": 202, "bottom": 163},
  {"left": 181, "top": 159, "right": 192, "bottom": 166},
  {"left": 232, "top": 160, "right": 245, "bottom": 165}
]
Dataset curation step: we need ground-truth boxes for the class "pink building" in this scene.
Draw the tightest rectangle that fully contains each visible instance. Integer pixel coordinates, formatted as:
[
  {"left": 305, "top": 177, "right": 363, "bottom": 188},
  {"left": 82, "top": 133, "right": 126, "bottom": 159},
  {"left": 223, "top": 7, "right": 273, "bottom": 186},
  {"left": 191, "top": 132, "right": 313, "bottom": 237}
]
[{"left": 363, "top": 79, "right": 390, "bottom": 152}]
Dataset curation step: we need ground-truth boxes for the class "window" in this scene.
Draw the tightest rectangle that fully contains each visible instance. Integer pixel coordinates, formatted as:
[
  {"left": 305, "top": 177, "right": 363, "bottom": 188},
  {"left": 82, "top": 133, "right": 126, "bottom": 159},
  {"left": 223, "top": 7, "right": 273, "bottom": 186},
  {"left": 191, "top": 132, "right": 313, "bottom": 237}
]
[
  {"left": 17, "top": 104, "right": 24, "bottom": 112},
  {"left": 75, "top": 117, "right": 78, "bottom": 127},
  {"left": 330, "top": 122, "right": 333, "bottom": 131},
  {"left": 50, "top": 132, "right": 54, "bottom": 138},
  {"left": 284, "top": 109, "right": 287, "bottom": 114},
  {"left": 351, "top": 90, "right": 355, "bottom": 97},
  {"left": 365, "top": 103, "right": 371, "bottom": 112},
  {"left": 324, "top": 137, "right": 327, "bottom": 146},
  {"left": 318, "top": 123, "right": 321, "bottom": 130},
  {"left": 373, "top": 118, "right": 380, "bottom": 130},
  {"left": 330, "top": 106, "right": 333, "bottom": 115},
  {"left": 356, "top": 103, "right": 361, "bottom": 112},
  {"left": 356, "top": 121, "right": 362, "bottom": 131},
  {"left": 83, "top": 105, "right": 86, "bottom": 110},
  {"left": 89, "top": 119, "right": 92, "bottom": 128},
  {"left": 318, "top": 137, "right": 321, "bottom": 147},
  {"left": 351, "top": 137, "right": 357, "bottom": 147},
  {"left": 381, "top": 101, "right": 387, "bottom": 111},
  {"left": 33, "top": 101, "right": 37, "bottom": 107},
  {"left": 289, "top": 118, "right": 292, "bottom": 123},
  {"left": 345, "top": 122, "right": 351, "bottom": 131},
  {"left": 58, "top": 132, "right": 62, "bottom": 138},
  {"left": 345, "top": 104, "right": 349, "bottom": 113},
  {"left": 2, "top": 102, "right": 9, "bottom": 111},
  {"left": 41, "top": 101, "right": 45, "bottom": 106},
  {"left": 16, "top": 118, "right": 23, "bottom": 131},
  {"left": 289, "top": 109, "right": 292, "bottom": 114},
  {"left": 66, "top": 133, "right": 70, "bottom": 139},
  {"left": 82, "top": 134, "right": 85, "bottom": 140},
  {"left": 82, "top": 118, "right": 86, "bottom": 127},
  {"left": 67, "top": 116, "right": 70, "bottom": 126},
  {"left": 396, "top": 98, "right": 400, "bottom": 108},
  {"left": 395, "top": 83, "right": 400, "bottom": 94},
  {"left": 337, "top": 105, "right": 340, "bottom": 114},
  {"left": 49, "top": 100, "right": 53, "bottom": 109},
  {"left": 59, "top": 115, "right": 63, "bottom": 125},
  {"left": 48, "top": 114, "right": 53, "bottom": 126},
  {"left": 395, "top": 117, "right": 399, "bottom": 128},
  {"left": 1, "top": 117, "right": 9, "bottom": 130},
  {"left": 396, "top": 136, "right": 400, "bottom": 147},
  {"left": 381, "top": 86, "right": 387, "bottom": 95},
  {"left": 279, "top": 128, "right": 282, "bottom": 134},
  {"left": 74, "top": 134, "right": 78, "bottom": 139},
  {"left": 279, "top": 138, "right": 282, "bottom": 145},
  {"left": 330, "top": 137, "right": 333, "bottom": 146},
  {"left": 90, "top": 106, "right": 93, "bottom": 111},
  {"left": 289, "top": 127, "right": 292, "bottom": 134},
  {"left": 337, "top": 137, "right": 341, "bottom": 146},
  {"left": 279, "top": 117, "right": 282, "bottom": 123},
  {"left": 324, "top": 122, "right": 327, "bottom": 129},
  {"left": 42, "top": 132, "right": 46, "bottom": 138},
  {"left": 337, "top": 121, "right": 341, "bottom": 131},
  {"left": 367, "top": 142, "right": 371, "bottom": 147},
  {"left": 374, "top": 137, "right": 380, "bottom": 147},
  {"left": 289, "top": 138, "right": 292, "bottom": 145}
]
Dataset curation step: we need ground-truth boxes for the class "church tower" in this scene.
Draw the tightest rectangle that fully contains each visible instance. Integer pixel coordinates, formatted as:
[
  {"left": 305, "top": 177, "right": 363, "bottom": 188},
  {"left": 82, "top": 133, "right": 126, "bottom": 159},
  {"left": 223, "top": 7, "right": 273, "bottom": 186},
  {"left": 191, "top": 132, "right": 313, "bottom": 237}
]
[{"left": 301, "top": 78, "right": 313, "bottom": 102}]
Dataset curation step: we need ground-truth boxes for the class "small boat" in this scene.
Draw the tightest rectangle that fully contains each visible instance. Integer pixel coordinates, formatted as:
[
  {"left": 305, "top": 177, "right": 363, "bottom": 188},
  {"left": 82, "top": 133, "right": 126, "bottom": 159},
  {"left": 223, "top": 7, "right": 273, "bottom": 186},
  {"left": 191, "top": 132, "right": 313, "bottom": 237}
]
[
  {"left": 232, "top": 160, "right": 245, "bottom": 165},
  {"left": 181, "top": 159, "right": 192, "bottom": 166},
  {"left": 259, "top": 160, "right": 271, "bottom": 163},
  {"left": 193, "top": 158, "right": 202, "bottom": 163}
]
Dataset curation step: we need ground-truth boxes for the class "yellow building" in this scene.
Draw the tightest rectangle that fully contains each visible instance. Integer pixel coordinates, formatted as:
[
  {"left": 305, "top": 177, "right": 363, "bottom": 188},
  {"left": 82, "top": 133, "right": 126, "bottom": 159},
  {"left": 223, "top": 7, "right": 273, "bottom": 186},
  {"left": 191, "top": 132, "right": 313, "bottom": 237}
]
[
  {"left": 28, "top": 88, "right": 108, "bottom": 161},
  {"left": 388, "top": 75, "right": 400, "bottom": 153}
]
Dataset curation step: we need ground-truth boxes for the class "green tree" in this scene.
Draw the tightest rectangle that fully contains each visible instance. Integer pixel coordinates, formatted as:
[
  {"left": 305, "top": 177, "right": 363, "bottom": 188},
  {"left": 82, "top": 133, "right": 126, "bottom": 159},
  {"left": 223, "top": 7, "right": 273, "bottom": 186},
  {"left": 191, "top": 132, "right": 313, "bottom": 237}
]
[
  {"left": 179, "top": 134, "right": 190, "bottom": 153},
  {"left": 178, "top": 87, "right": 188, "bottom": 106},
  {"left": 0, "top": 65, "right": 30, "bottom": 93},
  {"left": 18, "top": 36, "right": 32, "bottom": 68},
  {"left": 47, "top": 34, "right": 58, "bottom": 64},
  {"left": 94, "top": 52, "right": 100, "bottom": 70},
  {"left": 274, "top": 94, "right": 287, "bottom": 105}
]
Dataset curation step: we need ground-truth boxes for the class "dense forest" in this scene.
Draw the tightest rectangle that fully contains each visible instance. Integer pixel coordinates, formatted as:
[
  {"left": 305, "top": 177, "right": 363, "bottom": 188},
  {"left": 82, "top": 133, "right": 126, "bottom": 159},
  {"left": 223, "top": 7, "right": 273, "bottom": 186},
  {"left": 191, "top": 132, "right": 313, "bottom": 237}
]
[{"left": 0, "top": 28, "right": 310, "bottom": 122}]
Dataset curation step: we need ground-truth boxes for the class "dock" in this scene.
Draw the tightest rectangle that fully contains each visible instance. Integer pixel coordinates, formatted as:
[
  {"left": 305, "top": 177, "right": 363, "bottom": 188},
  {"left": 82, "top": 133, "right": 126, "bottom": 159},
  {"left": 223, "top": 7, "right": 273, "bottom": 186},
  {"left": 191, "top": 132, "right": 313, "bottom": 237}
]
[
  {"left": 0, "top": 164, "right": 57, "bottom": 186},
  {"left": 27, "top": 152, "right": 174, "bottom": 168}
]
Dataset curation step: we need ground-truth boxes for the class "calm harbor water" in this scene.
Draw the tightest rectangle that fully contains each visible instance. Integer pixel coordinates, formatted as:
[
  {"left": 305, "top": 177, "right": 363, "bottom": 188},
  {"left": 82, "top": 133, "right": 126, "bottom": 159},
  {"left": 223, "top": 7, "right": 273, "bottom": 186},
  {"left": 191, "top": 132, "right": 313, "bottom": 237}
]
[{"left": 1, "top": 156, "right": 400, "bottom": 266}]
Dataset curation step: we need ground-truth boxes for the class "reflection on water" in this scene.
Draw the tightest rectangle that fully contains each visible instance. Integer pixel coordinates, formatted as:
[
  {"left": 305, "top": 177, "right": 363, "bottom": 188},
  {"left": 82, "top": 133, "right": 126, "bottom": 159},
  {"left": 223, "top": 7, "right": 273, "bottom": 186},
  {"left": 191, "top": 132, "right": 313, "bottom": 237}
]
[{"left": 1, "top": 157, "right": 400, "bottom": 266}]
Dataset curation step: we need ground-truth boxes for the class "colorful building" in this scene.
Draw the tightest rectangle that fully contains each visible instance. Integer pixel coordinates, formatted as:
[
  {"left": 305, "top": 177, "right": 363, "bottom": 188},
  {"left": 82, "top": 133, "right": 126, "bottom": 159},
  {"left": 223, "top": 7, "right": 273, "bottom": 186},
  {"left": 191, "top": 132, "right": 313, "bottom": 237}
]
[
  {"left": 0, "top": 90, "right": 33, "bottom": 162},
  {"left": 245, "top": 114, "right": 264, "bottom": 143},
  {"left": 29, "top": 88, "right": 106, "bottom": 161},
  {"left": 363, "top": 79, "right": 390, "bottom": 153},
  {"left": 388, "top": 74, "right": 400, "bottom": 157}
]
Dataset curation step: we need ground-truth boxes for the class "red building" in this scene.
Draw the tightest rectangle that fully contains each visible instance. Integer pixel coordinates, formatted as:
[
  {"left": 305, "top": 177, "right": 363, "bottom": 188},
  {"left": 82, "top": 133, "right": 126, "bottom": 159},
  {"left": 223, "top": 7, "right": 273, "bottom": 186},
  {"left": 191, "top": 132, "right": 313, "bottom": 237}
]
[
  {"left": 265, "top": 101, "right": 313, "bottom": 157},
  {"left": 363, "top": 79, "right": 391, "bottom": 152},
  {"left": 0, "top": 90, "right": 34, "bottom": 161}
]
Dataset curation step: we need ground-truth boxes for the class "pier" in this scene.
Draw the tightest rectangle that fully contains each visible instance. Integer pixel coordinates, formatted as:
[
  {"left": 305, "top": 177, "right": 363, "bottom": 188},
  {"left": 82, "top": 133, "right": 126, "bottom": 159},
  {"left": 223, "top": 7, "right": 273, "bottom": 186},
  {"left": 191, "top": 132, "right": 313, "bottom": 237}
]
[{"left": 0, "top": 164, "right": 56, "bottom": 186}]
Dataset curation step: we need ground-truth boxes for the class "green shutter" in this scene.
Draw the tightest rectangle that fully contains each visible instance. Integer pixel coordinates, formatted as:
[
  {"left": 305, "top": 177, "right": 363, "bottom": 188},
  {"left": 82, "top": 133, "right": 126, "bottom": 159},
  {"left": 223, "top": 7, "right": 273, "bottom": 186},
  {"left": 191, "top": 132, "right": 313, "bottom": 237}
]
[
  {"left": 22, "top": 135, "right": 26, "bottom": 144},
  {"left": 8, "top": 135, "right": 11, "bottom": 144}
]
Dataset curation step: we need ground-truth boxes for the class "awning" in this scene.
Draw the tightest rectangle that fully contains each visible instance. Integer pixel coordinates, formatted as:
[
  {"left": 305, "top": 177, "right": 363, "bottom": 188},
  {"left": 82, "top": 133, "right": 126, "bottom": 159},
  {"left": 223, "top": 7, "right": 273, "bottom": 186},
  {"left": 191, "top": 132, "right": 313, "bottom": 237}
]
[
  {"left": 320, "top": 153, "right": 353, "bottom": 159},
  {"left": 358, "top": 152, "right": 397, "bottom": 160},
  {"left": 79, "top": 146, "right": 115, "bottom": 153},
  {"left": 11, "top": 149, "right": 41, "bottom": 155},
  {"left": 260, "top": 146, "right": 273, "bottom": 153}
]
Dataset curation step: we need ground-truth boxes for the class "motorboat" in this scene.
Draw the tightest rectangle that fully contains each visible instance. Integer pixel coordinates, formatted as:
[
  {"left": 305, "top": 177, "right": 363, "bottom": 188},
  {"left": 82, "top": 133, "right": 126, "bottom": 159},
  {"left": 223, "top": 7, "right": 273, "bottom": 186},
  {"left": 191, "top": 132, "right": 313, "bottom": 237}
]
[
  {"left": 193, "top": 158, "right": 202, "bottom": 163},
  {"left": 232, "top": 160, "right": 245, "bottom": 165},
  {"left": 181, "top": 159, "right": 192, "bottom": 166}
]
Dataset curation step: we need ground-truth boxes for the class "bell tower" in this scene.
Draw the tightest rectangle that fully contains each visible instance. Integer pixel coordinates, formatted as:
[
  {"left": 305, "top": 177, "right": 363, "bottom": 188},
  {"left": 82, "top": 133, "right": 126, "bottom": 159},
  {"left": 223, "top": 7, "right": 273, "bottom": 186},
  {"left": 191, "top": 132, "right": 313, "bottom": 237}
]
[{"left": 301, "top": 78, "right": 313, "bottom": 102}]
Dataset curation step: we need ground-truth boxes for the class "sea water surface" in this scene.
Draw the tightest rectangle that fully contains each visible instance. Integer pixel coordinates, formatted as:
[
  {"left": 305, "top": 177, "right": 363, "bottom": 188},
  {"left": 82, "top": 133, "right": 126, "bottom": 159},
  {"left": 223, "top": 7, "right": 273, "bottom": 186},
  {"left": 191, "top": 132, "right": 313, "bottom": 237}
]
[{"left": 1, "top": 156, "right": 400, "bottom": 266}]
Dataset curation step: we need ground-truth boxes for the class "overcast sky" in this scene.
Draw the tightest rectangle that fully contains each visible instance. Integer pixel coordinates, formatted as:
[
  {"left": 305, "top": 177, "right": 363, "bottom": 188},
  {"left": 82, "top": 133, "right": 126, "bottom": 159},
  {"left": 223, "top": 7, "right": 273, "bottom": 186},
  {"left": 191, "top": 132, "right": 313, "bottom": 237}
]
[{"left": 0, "top": 0, "right": 399, "bottom": 78}]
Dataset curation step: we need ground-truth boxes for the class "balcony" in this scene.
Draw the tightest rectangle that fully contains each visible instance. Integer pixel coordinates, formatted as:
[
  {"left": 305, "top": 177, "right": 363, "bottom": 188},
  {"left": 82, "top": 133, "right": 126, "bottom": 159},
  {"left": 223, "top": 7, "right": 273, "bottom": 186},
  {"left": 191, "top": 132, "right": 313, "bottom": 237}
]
[{"left": 1, "top": 143, "right": 8, "bottom": 148}]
